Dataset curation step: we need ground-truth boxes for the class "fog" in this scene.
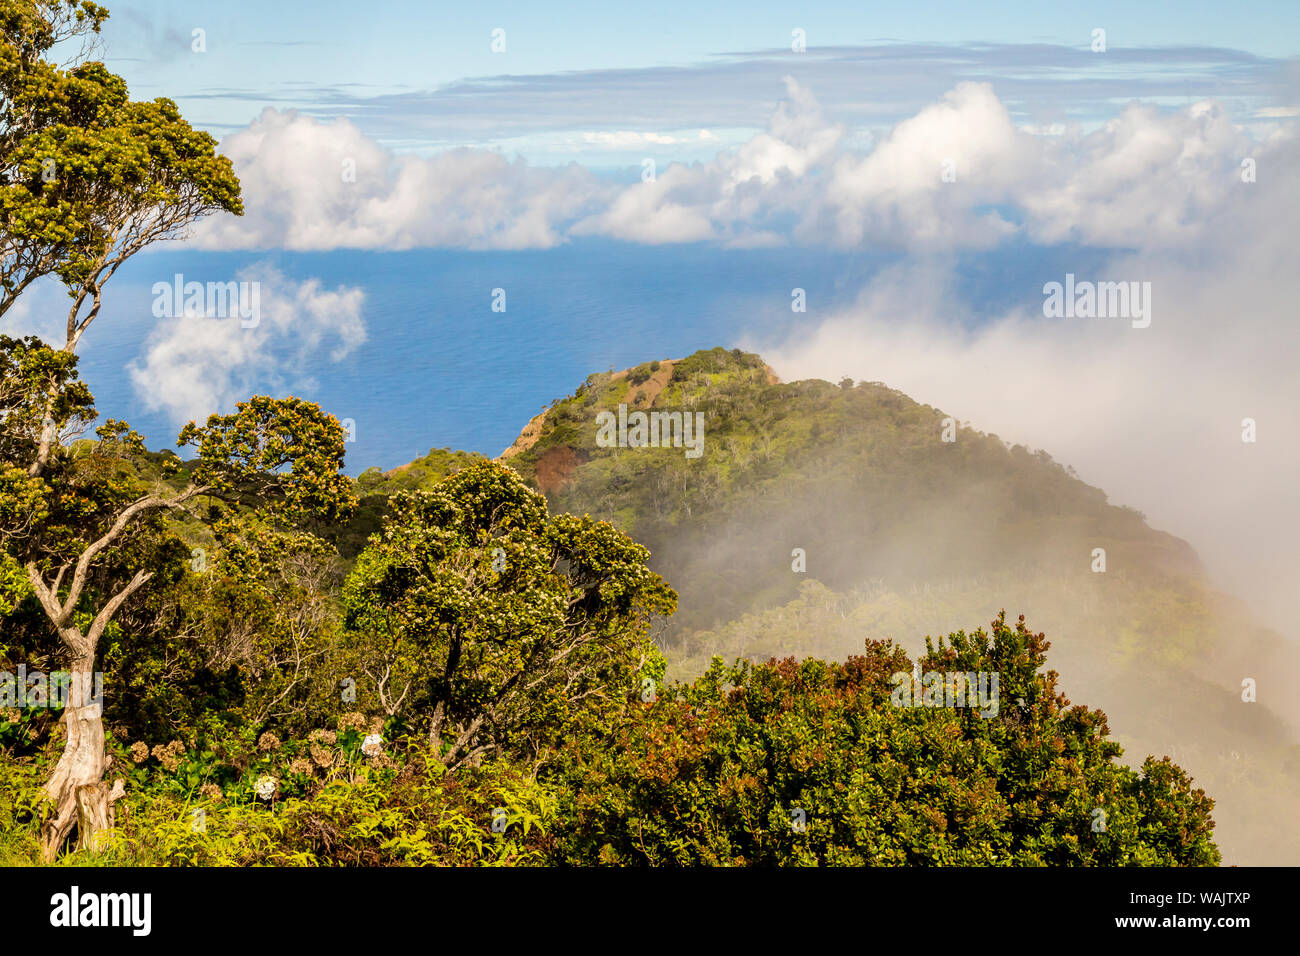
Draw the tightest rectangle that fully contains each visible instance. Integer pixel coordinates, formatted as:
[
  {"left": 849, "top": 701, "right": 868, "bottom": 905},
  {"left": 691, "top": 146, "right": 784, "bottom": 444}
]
[{"left": 756, "top": 129, "right": 1300, "bottom": 645}]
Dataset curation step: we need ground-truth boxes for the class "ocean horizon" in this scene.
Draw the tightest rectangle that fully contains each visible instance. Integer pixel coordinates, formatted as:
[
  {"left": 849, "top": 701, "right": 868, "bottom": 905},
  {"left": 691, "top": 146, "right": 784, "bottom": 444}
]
[{"left": 40, "top": 239, "right": 1111, "bottom": 474}]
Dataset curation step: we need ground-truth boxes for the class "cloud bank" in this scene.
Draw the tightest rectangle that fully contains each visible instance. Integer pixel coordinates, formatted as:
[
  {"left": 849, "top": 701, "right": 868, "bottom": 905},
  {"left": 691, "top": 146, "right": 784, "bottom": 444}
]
[
  {"left": 754, "top": 118, "right": 1300, "bottom": 633},
  {"left": 193, "top": 109, "right": 611, "bottom": 251},
  {"left": 194, "top": 79, "right": 1288, "bottom": 255}
]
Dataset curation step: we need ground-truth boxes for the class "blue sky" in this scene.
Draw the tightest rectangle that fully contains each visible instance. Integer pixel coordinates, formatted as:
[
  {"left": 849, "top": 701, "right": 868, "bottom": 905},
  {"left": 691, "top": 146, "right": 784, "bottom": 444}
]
[{"left": 102, "top": 0, "right": 1299, "bottom": 164}]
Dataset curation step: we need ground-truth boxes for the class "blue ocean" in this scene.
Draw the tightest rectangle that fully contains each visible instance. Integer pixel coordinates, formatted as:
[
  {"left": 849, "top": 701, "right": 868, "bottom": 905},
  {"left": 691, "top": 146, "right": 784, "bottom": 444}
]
[{"left": 58, "top": 239, "right": 1110, "bottom": 474}]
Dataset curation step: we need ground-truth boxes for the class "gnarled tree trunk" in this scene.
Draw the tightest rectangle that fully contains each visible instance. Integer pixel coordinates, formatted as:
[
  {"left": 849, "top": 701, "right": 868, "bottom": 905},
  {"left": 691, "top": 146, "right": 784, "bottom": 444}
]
[
  {"left": 26, "top": 559, "right": 154, "bottom": 860},
  {"left": 40, "top": 658, "right": 118, "bottom": 860}
]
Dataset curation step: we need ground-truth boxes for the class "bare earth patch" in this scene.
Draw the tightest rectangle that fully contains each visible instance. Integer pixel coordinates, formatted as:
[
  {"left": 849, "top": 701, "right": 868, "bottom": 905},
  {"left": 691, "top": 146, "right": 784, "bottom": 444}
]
[{"left": 495, "top": 357, "right": 779, "bottom": 462}]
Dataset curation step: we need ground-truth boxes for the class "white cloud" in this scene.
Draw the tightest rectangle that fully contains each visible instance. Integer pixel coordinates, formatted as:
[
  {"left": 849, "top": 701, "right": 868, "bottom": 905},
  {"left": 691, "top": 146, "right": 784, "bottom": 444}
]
[
  {"left": 571, "top": 77, "right": 841, "bottom": 245},
  {"left": 128, "top": 264, "right": 367, "bottom": 424},
  {"left": 192, "top": 109, "right": 611, "bottom": 251},
  {"left": 571, "top": 81, "right": 1283, "bottom": 252},
  {"left": 816, "top": 81, "right": 1033, "bottom": 249},
  {"left": 191, "top": 83, "right": 1293, "bottom": 255},
  {"left": 1020, "top": 99, "right": 1255, "bottom": 248}
]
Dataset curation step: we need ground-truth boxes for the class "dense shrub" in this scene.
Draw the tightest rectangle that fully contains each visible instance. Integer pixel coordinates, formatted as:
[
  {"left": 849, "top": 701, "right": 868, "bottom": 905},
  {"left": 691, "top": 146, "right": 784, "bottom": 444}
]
[{"left": 547, "top": 614, "right": 1220, "bottom": 866}]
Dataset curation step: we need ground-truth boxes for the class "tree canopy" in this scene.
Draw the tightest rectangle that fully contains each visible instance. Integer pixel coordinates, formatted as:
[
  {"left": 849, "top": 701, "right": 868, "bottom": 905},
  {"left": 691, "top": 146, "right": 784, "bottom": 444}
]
[
  {"left": 1, "top": 0, "right": 241, "bottom": 348},
  {"left": 550, "top": 612, "right": 1219, "bottom": 866},
  {"left": 342, "top": 459, "right": 676, "bottom": 769}
]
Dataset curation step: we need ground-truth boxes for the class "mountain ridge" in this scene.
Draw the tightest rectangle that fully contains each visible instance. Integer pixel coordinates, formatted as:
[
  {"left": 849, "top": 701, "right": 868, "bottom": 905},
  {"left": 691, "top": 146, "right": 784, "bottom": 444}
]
[{"left": 350, "top": 345, "right": 1298, "bottom": 865}]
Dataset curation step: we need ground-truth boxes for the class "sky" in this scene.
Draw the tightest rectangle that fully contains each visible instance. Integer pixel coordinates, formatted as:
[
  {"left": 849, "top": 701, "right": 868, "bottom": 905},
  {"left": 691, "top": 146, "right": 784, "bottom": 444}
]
[
  {"left": 9, "top": 1, "right": 1300, "bottom": 632},
  {"left": 99, "top": 0, "right": 1300, "bottom": 163}
]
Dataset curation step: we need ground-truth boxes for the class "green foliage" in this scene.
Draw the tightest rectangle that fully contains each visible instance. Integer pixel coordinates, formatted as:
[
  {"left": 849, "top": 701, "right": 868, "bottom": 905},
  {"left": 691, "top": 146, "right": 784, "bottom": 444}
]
[
  {"left": 1, "top": 0, "right": 241, "bottom": 330},
  {"left": 0, "top": 335, "right": 95, "bottom": 547},
  {"left": 335, "top": 447, "right": 485, "bottom": 559},
  {"left": 628, "top": 363, "right": 654, "bottom": 386},
  {"left": 0, "top": 546, "right": 30, "bottom": 617},
  {"left": 1, "top": 736, "right": 555, "bottom": 866},
  {"left": 178, "top": 395, "right": 358, "bottom": 526},
  {"left": 0, "top": 613, "right": 1222, "bottom": 867},
  {"left": 342, "top": 459, "right": 676, "bottom": 767},
  {"left": 0, "top": 751, "right": 48, "bottom": 865},
  {"left": 100, "top": 515, "right": 348, "bottom": 743},
  {"left": 550, "top": 613, "right": 1220, "bottom": 866}
]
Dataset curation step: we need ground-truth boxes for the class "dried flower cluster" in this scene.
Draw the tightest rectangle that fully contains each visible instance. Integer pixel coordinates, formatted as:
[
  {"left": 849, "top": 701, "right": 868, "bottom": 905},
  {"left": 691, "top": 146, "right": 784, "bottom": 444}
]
[{"left": 150, "top": 740, "right": 186, "bottom": 771}]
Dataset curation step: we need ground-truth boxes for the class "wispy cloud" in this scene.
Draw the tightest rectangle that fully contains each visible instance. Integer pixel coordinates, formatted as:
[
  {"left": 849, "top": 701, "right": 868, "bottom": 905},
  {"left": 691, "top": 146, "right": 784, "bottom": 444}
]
[
  {"left": 128, "top": 265, "right": 366, "bottom": 423},
  {"left": 165, "top": 42, "right": 1296, "bottom": 150}
]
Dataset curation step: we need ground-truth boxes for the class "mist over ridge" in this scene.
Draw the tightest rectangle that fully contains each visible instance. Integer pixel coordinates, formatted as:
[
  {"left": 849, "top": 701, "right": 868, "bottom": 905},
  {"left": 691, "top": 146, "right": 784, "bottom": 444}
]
[{"left": 363, "top": 345, "right": 1295, "bottom": 865}]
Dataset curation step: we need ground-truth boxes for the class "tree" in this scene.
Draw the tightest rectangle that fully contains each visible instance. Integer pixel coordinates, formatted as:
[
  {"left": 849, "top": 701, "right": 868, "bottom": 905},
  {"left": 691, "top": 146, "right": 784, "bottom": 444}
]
[
  {"left": 342, "top": 460, "right": 676, "bottom": 771},
  {"left": 0, "top": 335, "right": 356, "bottom": 857},
  {"left": 102, "top": 513, "right": 348, "bottom": 747},
  {"left": 0, "top": 0, "right": 249, "bottom": 857},
  {"left": 1, "top": 0, "right": 241, "bottom": 472}
]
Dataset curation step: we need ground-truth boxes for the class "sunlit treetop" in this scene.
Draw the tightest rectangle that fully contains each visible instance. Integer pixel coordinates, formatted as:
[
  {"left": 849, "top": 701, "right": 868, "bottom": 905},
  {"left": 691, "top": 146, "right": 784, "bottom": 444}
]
[{"left": 0, "top": 0, "right": 242, "bottom": 348}]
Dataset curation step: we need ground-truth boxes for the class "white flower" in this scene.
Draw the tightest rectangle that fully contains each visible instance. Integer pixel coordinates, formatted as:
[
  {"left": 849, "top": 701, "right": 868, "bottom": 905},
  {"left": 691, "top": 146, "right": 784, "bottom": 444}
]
[
  {"left": 361, "top": 733, "right": 383, "bottom": 757},
  {"left": 254, "top": 775, "right": 277, "bottom": 800}
]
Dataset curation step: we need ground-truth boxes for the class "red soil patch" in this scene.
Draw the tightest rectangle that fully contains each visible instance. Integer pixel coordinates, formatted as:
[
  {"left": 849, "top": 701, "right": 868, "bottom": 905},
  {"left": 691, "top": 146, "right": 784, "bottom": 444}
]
[
  {"left": 534, "top": 445, "right": 585, "bottom": 495},
  {"left": 611, "top": 358, "right": 676, "bottom": 408}
]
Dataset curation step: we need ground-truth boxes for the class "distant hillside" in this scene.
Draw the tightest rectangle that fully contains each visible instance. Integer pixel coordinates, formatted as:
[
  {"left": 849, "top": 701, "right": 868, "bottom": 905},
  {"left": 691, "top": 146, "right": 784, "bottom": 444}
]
[
  {"left": 333, "top": 447, "right": 486, "bottom": 557},
  {"left": 505, "top": 347, "right": 1206, "bottom": 629},
  {"left": 480, "top": 346, "right": 1300, "bottom": 866}
]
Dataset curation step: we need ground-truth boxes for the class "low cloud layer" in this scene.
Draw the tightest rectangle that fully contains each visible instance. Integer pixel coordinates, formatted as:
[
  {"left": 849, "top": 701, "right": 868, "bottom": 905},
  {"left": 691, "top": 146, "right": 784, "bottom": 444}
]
[
  {"left": 193, "top": 109, "right": 611, "bottom": 251},
  {"left": 195, "top": 80, "right": 1289, "bottom": 255}
]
